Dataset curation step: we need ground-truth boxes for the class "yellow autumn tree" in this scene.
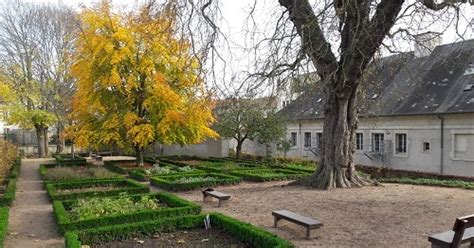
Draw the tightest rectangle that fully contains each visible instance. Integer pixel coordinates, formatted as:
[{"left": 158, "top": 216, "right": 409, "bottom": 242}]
[{"left": 70, "top": 1, "right": 217, "bottom": 165}]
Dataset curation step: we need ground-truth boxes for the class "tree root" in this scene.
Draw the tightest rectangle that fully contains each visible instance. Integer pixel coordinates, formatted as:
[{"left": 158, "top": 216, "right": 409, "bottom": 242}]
[{"left": 290, "top": 168, "right": 379, "bottom": 190}]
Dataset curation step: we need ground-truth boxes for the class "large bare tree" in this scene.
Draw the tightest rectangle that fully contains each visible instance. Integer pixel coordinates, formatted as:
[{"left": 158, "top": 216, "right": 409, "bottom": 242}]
[{"left": 270, "top": 0, "right": 470, "bottom": 189}]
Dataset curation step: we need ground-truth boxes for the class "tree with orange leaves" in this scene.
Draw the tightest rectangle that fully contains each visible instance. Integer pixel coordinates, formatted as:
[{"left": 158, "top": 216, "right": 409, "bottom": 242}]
[{"left": 70, "top": 1, "right": 217, "bottom": 166}]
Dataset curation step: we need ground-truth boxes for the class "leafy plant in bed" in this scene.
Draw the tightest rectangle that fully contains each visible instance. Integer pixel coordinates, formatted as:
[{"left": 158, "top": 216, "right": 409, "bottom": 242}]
[
  {"left": 64, "top": 213, "right": 293, "bottom": 248},
  {"left": 41, "top": 165, "right": 121, "bottom": 183},
  {"left": 150, "top": 173, "right": 241, "bottom": 191},
  {"left": 46, "top": 179, "right": 149, "bottom": 200},
  {"left": 230, "top": 169, "right": 308, "bottom": 182},
  {"left": 53, "top": 192, "right": 201, "bottom": 233},
  {"left": 129, "top": 164, "right": 204, "bottom": 181},
  {"left": 196, "top": 161, "right": 264, "bottom": 173}
]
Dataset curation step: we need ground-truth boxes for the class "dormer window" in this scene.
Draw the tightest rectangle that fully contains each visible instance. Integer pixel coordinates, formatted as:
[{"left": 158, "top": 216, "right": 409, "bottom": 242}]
[{"left": 464, "top": 63, "right": 474, "bottom": 75}]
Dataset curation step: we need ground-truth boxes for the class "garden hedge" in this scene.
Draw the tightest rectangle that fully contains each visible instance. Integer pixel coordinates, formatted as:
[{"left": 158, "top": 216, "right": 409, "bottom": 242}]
[
  {"left": 129, "top": 167, "right": 206, "bottom": 182},
  {"left": 53, "top": 154, "right": 87, "bottom": 166},
  {"left": 64, "top": 213, "right": 293, "bottom": 248},
  {"left": 0, "top": 207, "right": 8, "bottom": 248},
  {"left": 46, "top": 178, "right": 149, "bottom": 200},
  {"left": 379, "top": 177, "right": 474, "bottom": 190},
  {"left": 230, "top": 169, "right": 308, "bottom": 182},
  {"left": 0, "top": 159, "right": 21, "bottom": 207},
  {"left": 103, "top": 161, "right": 128, "bottom": 175},
  {"left": 150, "top": 173, "right": 241, "bottom": 191},
  {"left": 53, "top": 192, "right": 201, "bottom": 233}
]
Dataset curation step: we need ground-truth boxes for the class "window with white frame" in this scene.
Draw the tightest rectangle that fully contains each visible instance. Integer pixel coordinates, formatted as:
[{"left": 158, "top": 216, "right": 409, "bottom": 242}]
[
  {"left": 304, "top": 132, "right": 312, "bottom": 148},
  {"left": 289, "top": 132, "right": 297, "bottom": 147},
  {"left": 372, "top": 133, "right": 384, "bottom": 152},
  {"left": 453, "top": 133, "right": 474, "bottom": 160},
  {"left": 395, "top": 133, "right": 407, "bottom": 154},
  {"left": 316, "top": 132, "right": 323, "bottom": 149},
  {"left": 356, "top": 133, "right": 363, "bottom": 150}
]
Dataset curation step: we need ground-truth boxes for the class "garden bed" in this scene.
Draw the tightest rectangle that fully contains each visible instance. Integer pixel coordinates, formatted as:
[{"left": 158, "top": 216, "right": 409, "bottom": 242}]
[
  {"left": 150, "top": 173, "right": 241, "bottom": 192},
  {"left": 230, "top": 169, "right": 307, "bottom": 182},
  {"left": 46, "top": 178, "right": 149, "bottom": 200},
  {"left": 129, "top": 164, "right": 204, "bottom": 182},
  {"left": 196, "top": 161, "right": 264, "bottom": 174},
  {"left": 0, "top": 159, "right": 21, "bottom": 207},
  {"left": 53, "top": 192, "right": 201, "bottom": 233},
  {"left": 40, "top": 164, "right": 121, "bottom": 183},
  {"left": 379, "top": 177, "right": 474, "bottom": 189},
  {"left": 64, "top": 213, "right": 293, "bottom": 248}
]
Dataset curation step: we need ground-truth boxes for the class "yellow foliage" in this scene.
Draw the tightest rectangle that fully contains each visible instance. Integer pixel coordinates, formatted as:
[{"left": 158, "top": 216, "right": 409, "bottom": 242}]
[{"left": 69, "top": 0, "right": 217, "bottom": 151}]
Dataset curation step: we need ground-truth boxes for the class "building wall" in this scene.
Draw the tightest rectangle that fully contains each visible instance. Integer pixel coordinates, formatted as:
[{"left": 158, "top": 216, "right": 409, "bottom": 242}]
[
  {"left": 159, "top": 139, "right": 229, "bottom": 157},
  {"left": 228, "top": 138, "right": 267, "bottom": 157},
  {"left": 281, "top": 113, "right": 474, "bottom": 177}
]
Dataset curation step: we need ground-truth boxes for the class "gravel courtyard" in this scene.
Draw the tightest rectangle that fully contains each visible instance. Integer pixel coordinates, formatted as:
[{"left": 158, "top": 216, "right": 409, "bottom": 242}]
[{"left": 177, "top": 181, "right": 474, "bottom": 248}]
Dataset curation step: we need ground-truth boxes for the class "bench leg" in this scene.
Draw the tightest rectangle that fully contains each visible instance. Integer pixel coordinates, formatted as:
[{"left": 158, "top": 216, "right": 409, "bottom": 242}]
[
  {"left": 218, "top": 199, "right": 229, "bottom": 207},
  {"left": 470, "top": 241, "right": 474, "bottom": 248},
  {"left": 203, "top": 195, "right": 213, "bottom": 202},
  {"left": 274, "top": 216, "right": 280, "bottom": 228},
  {"left": 306, "top": 228, "right": 311, "bottom": 240}
]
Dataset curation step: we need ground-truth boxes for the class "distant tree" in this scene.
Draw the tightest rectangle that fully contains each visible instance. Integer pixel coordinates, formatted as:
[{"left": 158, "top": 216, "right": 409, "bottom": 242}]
[
  {"left": 70, "top": 1, "right": 217, "bottom": 166},
  {"left": 214, "top": 98, "right": 286, "bottom": 159}
]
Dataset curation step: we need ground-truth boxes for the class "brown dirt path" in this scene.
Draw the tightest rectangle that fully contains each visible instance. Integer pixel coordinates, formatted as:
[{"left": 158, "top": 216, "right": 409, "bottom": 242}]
[
  {"left": 4, "top": 158, "right": 64, "bottom": 248},
  {"left": 175, "top": 181, "right": 474, "bottom": 248}
]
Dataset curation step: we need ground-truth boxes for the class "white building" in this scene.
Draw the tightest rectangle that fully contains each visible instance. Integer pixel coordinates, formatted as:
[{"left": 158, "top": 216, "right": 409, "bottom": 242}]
[{"left": 278, "top": 39, "right": 474, "bottom": 177}]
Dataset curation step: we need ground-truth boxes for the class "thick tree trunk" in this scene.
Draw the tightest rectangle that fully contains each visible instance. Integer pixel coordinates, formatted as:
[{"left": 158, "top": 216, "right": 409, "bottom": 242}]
[
  {"left": 71, "top": 143, "right": 75, "bottom": 159},
  {"left": 294, "top": 84, "right": 372, "bottom": 189},
  {"left": 35, "top": 127, "right": 45, "bottom": 158},
  {"left": 56, "top": 124, "right": 64, "bottom": 153},
  {"left": 43, "top": 127, "right": 49, "bottom": 157},
  {"left": 135, "top": 146, "right": 144, "bottom": 166},
  {"left": 235, "top": 140, "right": 243, "bottom": 160}
]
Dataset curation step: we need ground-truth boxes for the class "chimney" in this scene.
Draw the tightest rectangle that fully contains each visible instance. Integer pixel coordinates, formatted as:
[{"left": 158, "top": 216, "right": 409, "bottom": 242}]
[{"left": 413, "top": 32, "right": 442, "bottom": 58}]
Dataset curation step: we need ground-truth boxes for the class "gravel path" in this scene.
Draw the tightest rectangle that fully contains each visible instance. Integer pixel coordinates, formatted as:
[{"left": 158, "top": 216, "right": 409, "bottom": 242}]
[
  {"left": 4, "top": 158, "right": 64, "bottom": 248},
  {"left": 176, "top": 181, "right": 474, "bottom": 248}
]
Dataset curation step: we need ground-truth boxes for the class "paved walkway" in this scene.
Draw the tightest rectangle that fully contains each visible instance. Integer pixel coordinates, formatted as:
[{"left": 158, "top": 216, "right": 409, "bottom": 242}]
[{"left": 5, "top": 158, "right": 64, "bottom": 248}]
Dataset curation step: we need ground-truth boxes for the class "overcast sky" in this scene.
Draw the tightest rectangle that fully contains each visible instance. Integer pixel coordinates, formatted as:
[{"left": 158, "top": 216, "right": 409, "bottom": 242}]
[{"left": 15, "top": 0, "right": 474, "bottom": 95}]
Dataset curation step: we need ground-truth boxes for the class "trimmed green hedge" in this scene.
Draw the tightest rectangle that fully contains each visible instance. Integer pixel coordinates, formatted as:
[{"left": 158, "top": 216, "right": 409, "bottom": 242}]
[
  {"left": 53, "top": 154, "right": 87, "bottom": 166},
  {"left": 53, "top": 192, "right": 201, "bottom": 233},
  {"left": 380, "top": 177, "right": 474, "bottom": 189},
  {"left": 0, "top": 159, "right": 21, "bottom": 207},
  {"left": 64, "top": 213, "right": 293, "bottom": 248},
  {"left": 0, "top": 207, "right": 8, "bottom": 248},
  {"left": 150, "top": 173, "right": 241, "bottom": 191},
  {"left": 46, "top": 179, "right": 149, "bottom": 201},
  {"left": 103, "top": 161, "right": 128, "bottom": 175},
  {"left": 230, "top": 169, "right": 307, "bottom": 182}
]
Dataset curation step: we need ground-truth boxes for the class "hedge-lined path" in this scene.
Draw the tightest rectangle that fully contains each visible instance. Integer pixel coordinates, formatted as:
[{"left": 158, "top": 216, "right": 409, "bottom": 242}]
[{"left": 4, "top": 158, "right": 64, "bottom": 248}]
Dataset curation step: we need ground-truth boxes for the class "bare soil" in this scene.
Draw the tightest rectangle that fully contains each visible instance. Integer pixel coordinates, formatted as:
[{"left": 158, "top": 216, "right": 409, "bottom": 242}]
[
  {"left": 92, "top": 228, "right": 250, "bottom": 248},
  {"left": 180, "top": 160, "right": 202, "bottom": 166},
  {"left": 176, "top": 181, "right": 474, "bottom": 248}
]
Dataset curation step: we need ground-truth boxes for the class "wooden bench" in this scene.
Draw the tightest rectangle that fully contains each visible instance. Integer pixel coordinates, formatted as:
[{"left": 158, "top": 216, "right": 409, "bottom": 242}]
[
  {"left": 272, "top": 210, "right": 323, "bottom": 239},
  {"left": 428, "top": 214, "right": 474, "bottom": 248},
  {"left": 202, "top": 188, "right": 230, "bottom": 207}
]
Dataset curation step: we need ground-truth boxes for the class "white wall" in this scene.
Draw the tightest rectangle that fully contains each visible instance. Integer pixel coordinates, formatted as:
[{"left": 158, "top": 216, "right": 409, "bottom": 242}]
[
  {"left": 281, "top": 113, "right": 474, "bottom": 177},
  {"left": 159, "top": 139, "right": 229, "bottom": 157}
]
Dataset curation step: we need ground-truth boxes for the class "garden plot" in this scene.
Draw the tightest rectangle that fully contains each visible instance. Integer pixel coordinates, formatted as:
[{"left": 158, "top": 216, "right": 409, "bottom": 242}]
[
  {"left": 40, "top": 164, "right": 121, "bottom": 183},
  {"left": 150, "top": 173, "right": 241, "bottom": 191},
  {"left": 54, "top": 154, "right": 87, "bottom": 166},
  {"left": 46, "top": 178, "right": 149, "bottom": 200},
  {"left": 195, "top": 161, "right": 264, "bottom": 173},
  {"left": 53, "top": 192, "right": 201, "bottom": 232},
  {"left": 230, "top": 169, "right": 308, "bottom": 182},
  {"left": 64, "top": 213, "right": 292, "bottom": 248},
  {"left": 129, "top": 163, "right": 204, "bottom": 181}
]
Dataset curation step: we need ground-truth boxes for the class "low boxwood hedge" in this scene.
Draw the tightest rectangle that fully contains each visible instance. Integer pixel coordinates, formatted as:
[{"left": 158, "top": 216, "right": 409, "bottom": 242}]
[
  {"left": 150, "top": 173, "right": 241, "bottom": 191},
  {"left": 103, "top": 161, "right": 128, "bottom": 175},
  {"left": 53, "top": 192, "right": 201, "bottom": 233},
  {"left": 380, "top": 177, "right": 474, "bottom": 189},
  {"left": 230, "top": 169, "right": 307, "bottom": 182},
  {"left": 53, "top": 154, "right": 87, "bottom": 166},
  {"left": 0, "top": 207, "right": 8, "bottom": 247},
  {"left": 46, "top": 178, "right": 149, "bottom": 201},
  {"left": 0, "top": 159, "right": 20, "bottom": 207},
  {"left": 64, "top": 212, "right": 293, "bottom": 248}
]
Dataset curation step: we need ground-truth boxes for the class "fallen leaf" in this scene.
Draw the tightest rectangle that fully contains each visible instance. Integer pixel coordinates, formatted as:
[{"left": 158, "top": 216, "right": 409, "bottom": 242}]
[
  {"left": 177, "top": 240, "right": 185, "bottom": 244},
  {"left": 202, "top": 239, "right": 209, "bottom": 242}
]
